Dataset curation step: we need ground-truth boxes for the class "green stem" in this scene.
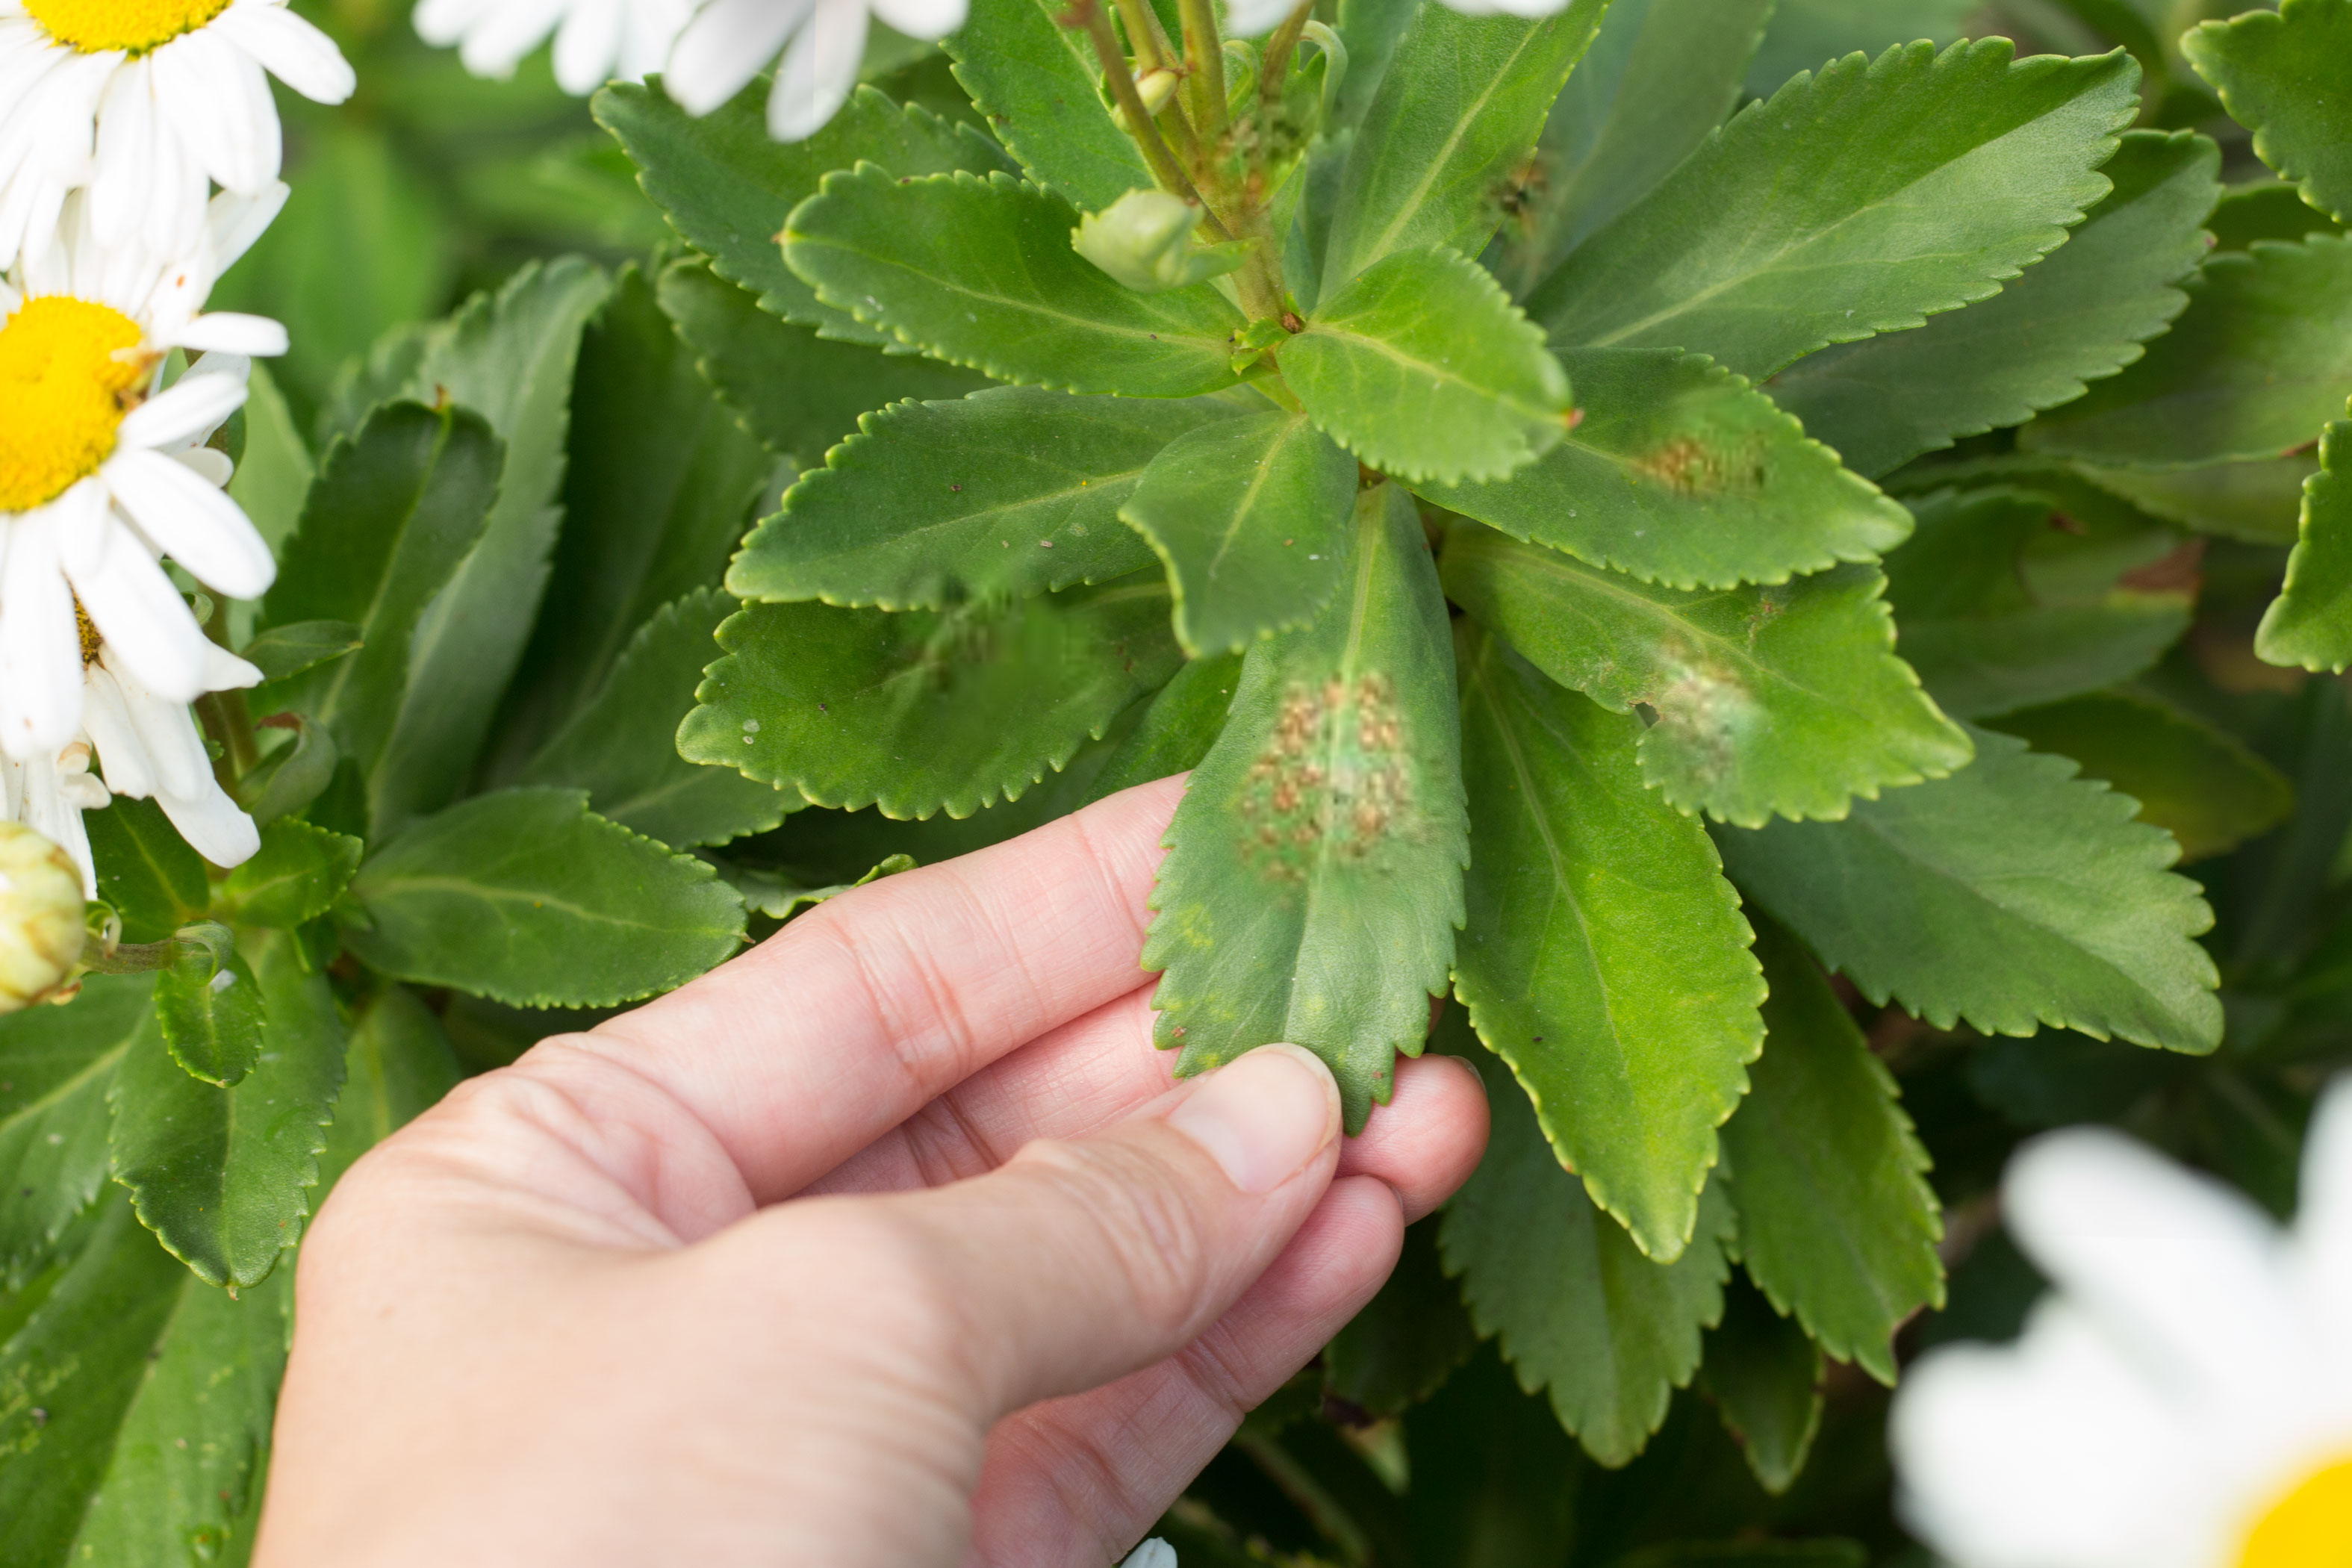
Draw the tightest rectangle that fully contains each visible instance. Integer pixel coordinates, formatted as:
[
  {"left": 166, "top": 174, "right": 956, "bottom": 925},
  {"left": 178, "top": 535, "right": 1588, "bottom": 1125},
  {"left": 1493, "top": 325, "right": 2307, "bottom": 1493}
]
[
  {"left": 1179, "top": 0, "right": 1228, "bottom": 138},
  {"left": 1110, "top": 0, "right": 1171, "bottom": 72},
  {"left": 1080, "top": 1, "right": 1231, "bottom": 238},
  {"left": 197, "top": 581, "right": 261, "bottom": 785}
]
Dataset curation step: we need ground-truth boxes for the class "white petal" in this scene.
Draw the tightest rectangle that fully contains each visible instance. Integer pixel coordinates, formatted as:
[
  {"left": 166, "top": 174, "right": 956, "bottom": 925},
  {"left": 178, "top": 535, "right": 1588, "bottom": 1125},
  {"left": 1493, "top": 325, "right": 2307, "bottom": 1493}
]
[
  {"left": 199, "top": 644, "right": 263, "bottom": 691},
  {"left": 157, "top": 774, "right": 260, "bottom": 868},
  {"left": 414, "top": 0, "right": 499, "bottom": 47},
  {"left": 111, "top": 665, "right": 212, "bottom": 801},
  {"left": 204, "top": 181, "right": 287, "bottom": 273},
  {"left": 551, "top": 0, "right": 625, "bottom": 93},
  {"left": 458, "top": 0, "right": 570, "bottom": 78},
  {"left": 767, "top": 0, "right": 865, "bottom": 143},
  {"left": 868, "top": 0, "right": 965, "bottom": 43},
  {"left": 1219, "top": 0, "right": 1292, "bottom": 38},
  {"left": 0, "top": 516, "right": 84, "bottom": 761},
  {"left": 117, "top": 371, "right": 249, "bottom": 453},
  {"left": 172, "top": 447, "right": 235, "bottom": 488},
  {"left": 18, "top": 753, "right": 99, "bottom": 897},
  {"left": 616, "top": 0, "right": 690, "bottom": 78},
  {"left": 152, "top": 31, "right": 279, "bottom": 192},
  {"left": 214, "top": 1, "right": 355, "bottom": 103},
  {"left": 80, "top": 665, "right": 158, "bottom": 800},
  {"left": 103, "top": 447, "right": 276, "bottom": 600},
  {"left": 665, "top": 0, "right": 812, "bottom": 116},
  {"left": 88, "top": 60, "right": 159, "bottom": 250},
  {"left": 168, "top": 311, "right": 288, "bottom": 357},
  {"left": 47, "top": 476, "right": 111, "bottom": 582},
  {"left": 63, "top": 529, "right": 210, "bottom": 701}
]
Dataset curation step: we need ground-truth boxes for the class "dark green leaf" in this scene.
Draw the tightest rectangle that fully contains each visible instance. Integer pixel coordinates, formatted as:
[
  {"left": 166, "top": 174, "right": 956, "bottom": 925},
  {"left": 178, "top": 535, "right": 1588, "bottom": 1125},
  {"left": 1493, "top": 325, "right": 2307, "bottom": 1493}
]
[
  {"left": 235, "top": 715, "right": 340, "bottom": 831},
  {"left": 1611, "top": 1541, "right": 1866, "bottom": 1568},
  {"left": 1531, "top": 42, "right": 2141, "bottom": 380},
  {"left": 342, "top": 788, "right": 746, "bottom": 1008},
  {"left": 220, "top": 818, "right": 365, "bottom": 930},
  {"left": 2210, "top": 180, "right": 2345, "bottom": 250},
  {"left": 1741, "top": 0, "right": 1975, "bottom": 98},
  {"left": 1143, "top": 485, "right": 1466, "bottom": 1129},
  {"left": 1441, "top": 1035, "right": 1732, "bottom": 1466},
  {"left": 1769, "top": 130, "right": 2222, "bottom": 479},
  {"left": 1697, "top": 1275, "right": 1823, "bottom": 1496},
  {"left": 1398, "top": 1341, "right": 1584, "bottom": 1564},
  {"left": 1416, "top": 348, "right": 1913, "bottom": 590},
  {"left": 2183, "top": 0, "right": 2352, "bottom": 224},
  {"left": 1321, "top": 0, "right": 1612, "bottom": 292},
  {"left": 1286, "top": 247, "right": 1572, "bottom": 485},
  {"left": 1444, "top": 529, "right": 1970, "bottom": 826},
  {"left": 784, "top": 169, "right": 1245, "bottom": 397},
  {"left": 2022, "top": 235, "right": 2352, "bottom": 467},
  {"left": 316, "top": 985, "right": 463, "bottom": 1190},
  {"left": 1719, "top": 919, "right": 1943, "bottom": 1384},
  {"left": 729, "top": 387, "right": 1220, "bottom": 609},
  {"left": 1121, "top": 410, "right": 1363, "bottom": 654},
  {"left": 2257, "top": 413, "right": 2352, "bottom": 671},
  {"left": 82, "top": 798, "right": 208, "bottom": 945},
  {"left": 1083, "top": 653, "right": 1243, "bottom": 803},
  {"left": 519, "top": 588, "right": 794, "bottom": 847},
  {"left": 1454, "top": 630, "right": 1763, "bottom": 1260},
  {"left": 721, "top": 854, "right": 915, "bottom": 921},
  {"left": 154, "top": 937, "right": 266, "bottom": 1089},
  {"left": 939, "top": 0, "right": 1151, "bottom": 211},
  {"left": 108, "top": 931, "right": 346, "bottom": 1287},
  {"left": 1714, "top": 726, "right": 2224, "bottom": 1053},
  {"left": 679, "top": 574, "right": 1182, "bottom": 819},
  {"left": 1984, "top": 691, "right": 2295, "bottom": 860},
  {"left": 0, "top": 976, "right": 148, "bottom": 1283},
  {"left": 1322, "top": 1214, "right": 1477, "bottom": 1419},
  {"left": 236, "top": 620, "right": 361, "bottom": 685}
]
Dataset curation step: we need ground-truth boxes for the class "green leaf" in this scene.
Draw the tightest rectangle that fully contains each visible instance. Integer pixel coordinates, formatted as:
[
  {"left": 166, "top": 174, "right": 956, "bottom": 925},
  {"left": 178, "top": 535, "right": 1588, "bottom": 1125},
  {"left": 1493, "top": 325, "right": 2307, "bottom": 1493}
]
[
  {"left": 785, "top": 170, "right": 1246, "bottom": 398},
  {"left": 108, "top": 931, "right": 346, "bottom": 1287},
  {"left": 593, "top": 79, "right": 1009, "bottom": 341},
  {"left": 316, "top": 985, "right": 463, "bottom": 1190},
  {"left": 1397, "top": 1342, "right": 1584, "bottom": 1563},
  {"left": 1416, "top": 347, "right": 1914, "bottom": 590},
  {"left": 1284, "top": 247, "right": 1572, "bottom": 485},
  {"left": 2257, "top": 414, "right": 2352, "bottom": 671},
  {"left": 218, "top": 818, "right": 365, "bottom": 930},
  {"left": 1697, "top": 1275, "right": 1824, "bottom": 1497},
  {"left": 1143, "top": 485, "right": 1466, "bottom": 1129},
  {"left": 679, "top": 575, "right": 1183, "bottom": 819},
  {"left": 2183, "top": 0, "right": 2352, "bottom": 225},
  {"left": 1611, "top": 1541, "right": 1867, "bottom": 1568},
  {"left": 940, "top": 0, "right": 1152, "bottom": 211},
  {"left": 341, "top": 788, "right": 747, "bottom": 1008},
  {"left": 235, "top": 714, "right": 340, "bottom": 832},
  {"left": 1742, "top": 0, "right": 1976, "bottom": 99},
  {"left": 1714, "top": 725, "right": 2224, "bottom": 1053},
  {"left": 1530, "top": 41, "right": 2141, "bottom": 380},
  {"left": 1322, "top": 1215, "right": 1478, "bottom": 1419},
  {"left": 0, "top": 1193, "right": 289, "bottom": 1568},
  {"left": 518, "top": 588, "right": 793, "bottom": 848},
  {"left": 1718, "top": 918, "right": 1943, "bottom": 1384},
  {"left": 1984, "top": 691, "right": 2295, "bottom": 861},
  {"left": 655, "top": 255, "right": 988, "bottom": 467},
  {"left": 1768, "top": 130, "right": 2222, "bottom": 479},
  {"left": 1443, "top": 529, "right": 1972, "bottom": 826},
  {"left": 82, "top": 798, "right": 208, "bottom": 945},
  {"left": 1496, "top": 0, "right": 1775, "bottom": 295},
  {"left": 729, "top": 388, "right": 1220, "bottom": 609},
  {"left": 1440, "top": 1033, "right": 1732, "bottom": 1466},
  {"left": 2022, "top": 235, "right": 2352, "bottom": 468},
  {"left": 1885, "top": 487, "right": 2192, "bottom": 718},
  {"left": 224, "top": 362, "right": 314, "bottom": 557},
  {"left": 236, "top": 620, "right": 361, "bottom": 685},
  {"left": 260, "top": 402, "right": 503, "bottom": 783},
  {"left": 153, "top": 938, "right": 266, "bottom": 1089},
  {"left": 1083, "top": 652, "right": 1243, "bottom": 803},
  {"left": 1121, "top": 410, "right": 1363, "bottom": 654},
  {"left": 1452, "top": 630, "right": 1763, "bottom": 1260},
  {"left": 1321, "top": 0, "right": 1612, "bottom": 293},
  {"left": 2212, "top": 180, "right": 2345, "bottom": 250},
  {"left": 0, "top": 976, "right": 148, "bottom": 1283},
  {"left": 721, "top": 854, "right": 916, "bottom": 921},
  {"left": 2076, "top": 452, "right": 2315, "bottom": 546}
]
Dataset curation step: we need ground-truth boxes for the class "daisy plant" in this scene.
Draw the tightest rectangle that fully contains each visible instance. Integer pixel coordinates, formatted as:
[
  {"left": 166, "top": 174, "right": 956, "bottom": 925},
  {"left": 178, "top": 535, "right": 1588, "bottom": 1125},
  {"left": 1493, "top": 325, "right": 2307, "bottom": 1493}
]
[{"left": 0, "top": 0, "right": 2350, "bottom": 1563}]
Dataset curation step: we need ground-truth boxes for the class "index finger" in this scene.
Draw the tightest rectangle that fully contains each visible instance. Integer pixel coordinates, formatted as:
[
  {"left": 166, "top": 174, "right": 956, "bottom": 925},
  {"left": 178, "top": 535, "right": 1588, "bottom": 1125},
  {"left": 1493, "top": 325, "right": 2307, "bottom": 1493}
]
[{"left": 579, "top": 774, "right": 1185, "bottom": 1201}]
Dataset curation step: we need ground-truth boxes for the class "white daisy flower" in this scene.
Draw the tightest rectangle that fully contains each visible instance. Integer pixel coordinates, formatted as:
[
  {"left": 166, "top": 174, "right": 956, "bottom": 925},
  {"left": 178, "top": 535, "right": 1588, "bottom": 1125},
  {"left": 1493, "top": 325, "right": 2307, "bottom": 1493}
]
[
  {"left": 0, "top": 0, "right": 352, "bottom": 270},
  {"left": 413, "top": 0, "right": 692, "bottom": 95},
  {"left": 665, "top": 0, "right": 967, "bottom": 142},
  {"left": 1, "top": 185, "right": 287, "bottom": 768},
  {"left": 1892, "top": 1080, "right": 2352, "bottom": 1568}
]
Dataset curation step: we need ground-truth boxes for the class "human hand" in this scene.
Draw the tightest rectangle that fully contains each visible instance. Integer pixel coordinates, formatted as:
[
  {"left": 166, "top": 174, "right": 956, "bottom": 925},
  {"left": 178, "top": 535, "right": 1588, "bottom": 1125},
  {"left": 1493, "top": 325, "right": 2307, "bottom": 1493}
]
[{"left": 253, "top": 777, "right": 1492, "bottom": 1567}]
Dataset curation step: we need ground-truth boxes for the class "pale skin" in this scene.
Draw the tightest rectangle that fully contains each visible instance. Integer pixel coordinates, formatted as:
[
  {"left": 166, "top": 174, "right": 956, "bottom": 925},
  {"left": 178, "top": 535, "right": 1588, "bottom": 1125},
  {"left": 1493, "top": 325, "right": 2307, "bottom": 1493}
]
[{"left": 254, "top": 776, "right": 1493, "bottom": 1567}]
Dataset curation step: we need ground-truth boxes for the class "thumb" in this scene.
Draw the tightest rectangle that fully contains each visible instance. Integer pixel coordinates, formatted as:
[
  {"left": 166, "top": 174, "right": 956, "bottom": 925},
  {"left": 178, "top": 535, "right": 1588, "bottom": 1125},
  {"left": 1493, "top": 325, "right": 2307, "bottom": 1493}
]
[{"left": 866, "top": 1042, "right": 1345, "bottom": 1421}]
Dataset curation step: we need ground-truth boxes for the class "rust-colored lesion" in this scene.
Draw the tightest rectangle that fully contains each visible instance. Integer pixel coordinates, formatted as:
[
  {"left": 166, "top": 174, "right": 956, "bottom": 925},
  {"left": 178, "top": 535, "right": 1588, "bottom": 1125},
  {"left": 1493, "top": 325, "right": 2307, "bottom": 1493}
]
[
  {"left": 1636, "top": 434, "right": 1766, "bottom": 498},
  {"left": 1236, "top": 672, "right": 1412, "bottom": 882}
]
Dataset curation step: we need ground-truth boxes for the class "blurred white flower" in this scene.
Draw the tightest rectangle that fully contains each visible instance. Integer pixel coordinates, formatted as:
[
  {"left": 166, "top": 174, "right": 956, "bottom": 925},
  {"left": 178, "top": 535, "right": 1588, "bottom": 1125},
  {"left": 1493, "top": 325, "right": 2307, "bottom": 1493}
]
[
  {"left": 665, "top": 0, "right": 966, "bottom": 142},
  {"left": 1117, "top": 1540, "right": 1177, "bottom": 1568},
  {"left": 1, "top": 186, "right": 285, "bottom": 765},
  {"left": 1893, "top": 1079, "right": 2352, "bottom": 1568},
  {"left": 413, "top": 0, "right": 694, "bottom": 94},
  {"left": 0, "top": 0, "right": 352, "bottom": 270}
]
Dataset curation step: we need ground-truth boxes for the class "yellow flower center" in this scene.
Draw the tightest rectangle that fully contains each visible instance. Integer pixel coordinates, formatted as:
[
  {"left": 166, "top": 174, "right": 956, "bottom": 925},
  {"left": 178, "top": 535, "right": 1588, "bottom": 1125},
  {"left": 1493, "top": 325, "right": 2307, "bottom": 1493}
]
[
  {"left": 2239, "top": 1458, "right": 2352, "bottom": 1568},
  {"left": 0, "top": 296, "right": 147, "bottom": 514},
  {"left": 22, "top": 0, "right": 231, "bottom": 53}
]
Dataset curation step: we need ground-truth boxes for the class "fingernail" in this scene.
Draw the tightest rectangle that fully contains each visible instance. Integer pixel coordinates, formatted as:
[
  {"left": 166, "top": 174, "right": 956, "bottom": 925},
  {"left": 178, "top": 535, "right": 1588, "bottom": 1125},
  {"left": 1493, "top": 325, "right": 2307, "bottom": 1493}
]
[{"left": 1167, "top": 1044, "right": 1340, "bottom": 1195}]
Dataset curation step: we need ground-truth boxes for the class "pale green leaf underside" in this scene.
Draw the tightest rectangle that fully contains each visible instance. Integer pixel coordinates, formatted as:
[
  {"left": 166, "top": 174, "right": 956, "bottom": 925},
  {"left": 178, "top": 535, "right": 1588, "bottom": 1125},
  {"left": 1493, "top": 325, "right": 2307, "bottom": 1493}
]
[
  {"left": 1452, "top": 632, "right": 1762, "bottom": 1262},
  {"left": 2184, "top": 0, "right": 2352, "bottom": 225},
  {"left": 2257, "top": 416, "right": 2352, "bottom": 671}
]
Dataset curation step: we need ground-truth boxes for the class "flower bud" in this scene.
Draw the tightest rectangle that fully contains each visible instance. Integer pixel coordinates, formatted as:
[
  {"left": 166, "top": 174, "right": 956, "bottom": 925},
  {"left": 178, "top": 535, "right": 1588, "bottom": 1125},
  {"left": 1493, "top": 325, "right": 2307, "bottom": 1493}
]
[
  {"left": 0, "top": 822, "right": 87, "bottom": 1013},
  {"left": 1071, "top": 189, "right": 1249, "bottom": 293}
]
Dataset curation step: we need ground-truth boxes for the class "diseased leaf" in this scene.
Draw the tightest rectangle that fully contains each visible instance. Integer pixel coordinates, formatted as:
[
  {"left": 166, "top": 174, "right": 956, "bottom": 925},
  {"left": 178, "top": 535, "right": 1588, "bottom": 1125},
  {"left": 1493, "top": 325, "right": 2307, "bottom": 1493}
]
[
  {"left": 1121, "top": 410, "right": 1363, "bottom": 655},
  {"left": 108, "top": 932, "right": 346, "bottom": 1287},
  {"left": 82, "top": 797, "right": 208, "bottom": 945},
  {"left": 1769, "top": 130, "right": 2222, "bottom": 479},
  {"left": 1984, "top": 691, "right": 2295, "bottom": 861},
  {"left": 940, "top": 0, "right": 1149, "bottom": 211},
  {"left": 220, "top": 818, "right": 364, "bottom": 930},
  {"left": 341, "top": 788, "right": 747, "bottom": 1008},
  {"left": 1441, "top": 1032, "right": 1733, "bottom": 1467},
  {"left": 1322, "top": 1215, "right": 1478, "bottom": 1419},
  {"left": 729, "top": 388, "right": 1219, "bottom": 609},
  {"left": 1453, "top": 630, "right": 1763, "bottom": 1261},
  {"left": 2257, "top": 414, "right": 2352, "bottom": 671},
  {"left": 1530, "top": 41, "right": 2141, "bottom": 380},
  {"left": 2023, "top": 235, "right": 2352, "bottom": 467},
  {"left": 154, "top": 942, "right": 266, "bottom": 1089},
  {"left": 0, "top": 976, "right": 148, "bottom": 1284},
  {"left": 1443, "top": 528, "right": 1972, "bottom": 825},
  {"left": 1714, "top": 726, "right": 2224, "bottom": 1054},
  {"left": 1285, "top": 247, "right": 1572, "bottom": 485},
  {"left": 1698, "top": 1275, "right": 1825, "bottom": 1496},
  {"left": 2183, "top": 0, "right": 2352, "bottom": 225},
  {"left": 1321, "top": 0, "right": 1612, "bottom": 292},
  {"left": 1083, "top": 653, "right": 1243, "bottom": 803},
  {"left": 519, "top": 589, "right": 794, "bottom": 848},
  {"left": 1417, "top": 347, "right": 1913, "bottom": 591},
  {"left": 681, "top": 574, "right": 1182, "bottom": 819},
  {"left": 784, "top": 169, "right": 1245, "bottom": 398},
  {"left": 1720, "top": 918, "right": 1944, "bottom": 1384},
  {"left": 1144, "top": 485, "right": 1466, "bottom": 1129}
]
